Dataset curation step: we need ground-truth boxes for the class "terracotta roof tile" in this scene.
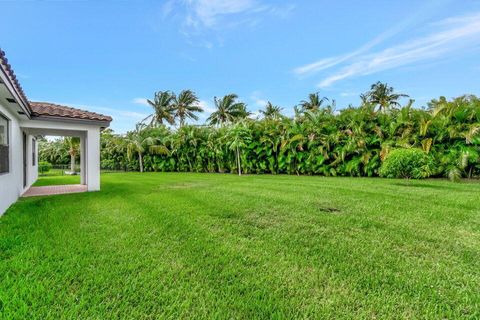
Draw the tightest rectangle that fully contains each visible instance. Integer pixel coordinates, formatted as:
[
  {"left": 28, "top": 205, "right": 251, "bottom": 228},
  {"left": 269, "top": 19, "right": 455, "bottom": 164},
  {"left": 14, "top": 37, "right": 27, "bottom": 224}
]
[
  {"left": 0, "top": 49, "right": 30, "bottom": 108},
  {"left": 30, "top": 101, "right": 112, "bottom": 122}
]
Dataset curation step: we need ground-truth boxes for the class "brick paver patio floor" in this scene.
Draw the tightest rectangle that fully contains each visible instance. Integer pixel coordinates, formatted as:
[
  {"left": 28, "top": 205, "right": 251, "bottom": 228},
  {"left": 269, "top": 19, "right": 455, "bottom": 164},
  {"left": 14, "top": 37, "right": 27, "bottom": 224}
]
[{"left": 22, "top": 184, "right": 87, "bottom": 197}]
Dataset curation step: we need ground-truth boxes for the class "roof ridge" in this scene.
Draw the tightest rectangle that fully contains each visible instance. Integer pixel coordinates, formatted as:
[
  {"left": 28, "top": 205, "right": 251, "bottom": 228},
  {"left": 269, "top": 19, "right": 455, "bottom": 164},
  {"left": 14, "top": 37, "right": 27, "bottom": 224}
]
[
  {"left": 29, "top": 101, "right": 112, "bottom": 122},
  {"left": 30, "top": 101, "right": 104, "bottom": 115}
]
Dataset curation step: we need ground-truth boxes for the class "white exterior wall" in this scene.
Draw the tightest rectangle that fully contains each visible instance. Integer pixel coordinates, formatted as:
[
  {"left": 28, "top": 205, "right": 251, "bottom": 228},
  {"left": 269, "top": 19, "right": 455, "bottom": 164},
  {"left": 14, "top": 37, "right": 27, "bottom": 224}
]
[{"left": 0, "top": 102, "right": 26, "bottom": 215}]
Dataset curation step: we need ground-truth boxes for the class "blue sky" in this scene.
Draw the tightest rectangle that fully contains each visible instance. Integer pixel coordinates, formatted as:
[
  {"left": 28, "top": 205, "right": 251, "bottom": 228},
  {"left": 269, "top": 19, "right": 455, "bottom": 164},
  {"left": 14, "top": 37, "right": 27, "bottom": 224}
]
[{"left": 1, "top": 0, "right": 480, "bottom": 133}]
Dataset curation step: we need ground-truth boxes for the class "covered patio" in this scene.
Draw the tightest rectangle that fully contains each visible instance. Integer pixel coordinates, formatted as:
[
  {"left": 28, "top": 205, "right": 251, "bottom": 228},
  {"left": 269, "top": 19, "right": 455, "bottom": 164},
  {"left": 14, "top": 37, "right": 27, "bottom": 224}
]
[
  {"left": 20, "top": 102, "right": 112, "bottom": 194},
  {"left": 0, "top": 48, "right": 112, "bottom": 215},
  {"left": 22, "top": 126, "right": 93, "bottom": 191}
]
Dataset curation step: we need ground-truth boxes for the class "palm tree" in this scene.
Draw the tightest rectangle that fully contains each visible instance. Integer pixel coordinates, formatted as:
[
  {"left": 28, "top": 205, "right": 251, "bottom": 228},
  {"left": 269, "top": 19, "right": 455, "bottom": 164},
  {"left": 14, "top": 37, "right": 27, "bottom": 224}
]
[
  {"left": 173, "top": 90, "right": 203, "bottom": 127},
  {"left": 101, "top": 130, "right": 129, "bottom": 170},
  {"left": 125, "top": 124, "right": 169, "bottom": 173},
  {"left": 207, "top": 94, "right": 249, "bottom": 126},
  {"left": 175, "top": 125, "right": 202, "bottom": 171},
  {"left": 260, "top": 102, "right": 283, "bottom": 120},
  {"left": 363, "top": 82, "right": 409, "bottom": 112},
  {"left": 360, "top": 93, "right": 369, "bottom": 104},
  {"left": 145, "top": 91, "right": 175, "bottom": 126},
  {"left": 64, "top": 137, "right": 80, "bottom": 173},
  {"left": 226, "top": 121, "right": 251, "bottom": 175},
  {"left": 259, "top": 119, "right": 286, "bottom": 173},
  {"left": 299, "top": 92, "right": 328, "bottom": 112}
]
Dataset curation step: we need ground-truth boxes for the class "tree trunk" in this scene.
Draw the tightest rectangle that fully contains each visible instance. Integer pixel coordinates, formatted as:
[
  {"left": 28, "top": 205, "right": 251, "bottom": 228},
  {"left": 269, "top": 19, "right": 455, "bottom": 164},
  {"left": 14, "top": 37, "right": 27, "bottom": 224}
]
[
  {"left": 236, "top": 146, "right": 241, "bottom": 176},
  {"left": 187, "top": 157, "right": 192, "bottom": 172},
  {"left": 70, "top": 154, "right": 75, "bottom": 172},
  {"left": 275, "top": 146, "right": 279, "bottom": 174},
  {"left": 139, "top": 153, "right": 144, "bottom": 173}
]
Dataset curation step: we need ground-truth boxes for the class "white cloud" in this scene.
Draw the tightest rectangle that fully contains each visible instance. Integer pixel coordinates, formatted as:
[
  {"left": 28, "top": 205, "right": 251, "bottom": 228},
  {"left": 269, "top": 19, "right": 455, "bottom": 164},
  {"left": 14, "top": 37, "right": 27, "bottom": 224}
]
[
  {"left": 160, "top": 0, "right": 175, "bottom": 19},
  {"left": 295, "top": 11, "right": 480, "bottom": 88},
  {"left": 266, "top": 4, "right": 296, "bottom": 19},
  {"left": 254, "top": 98, "right": 267, "bottom": 107},
  {"left": 248, "top": 110, "right": 260, "bottom": 120},
  {"left": 293, "top": 29, "right": 404, "bottom": 76},
  {"left": 197, "top": 99, "right": 216, "bottom": 114},
  {"left": 161, "top": 0, "right": 295, "bottom": 38},
  {"left": 131, "top": 98, "right": 150, "bottom": 106},
  {"left": 250, "top": 91, "right": 268, "bottom": 107},
  {"left": 183, "top": 0, "right": 257, "bottom": 28},
  {"left": 294, "top": 1, "right": 445, "bottom": 76},
  {"left": 340, "top": 92, "right": 357, "bottom": 97}
]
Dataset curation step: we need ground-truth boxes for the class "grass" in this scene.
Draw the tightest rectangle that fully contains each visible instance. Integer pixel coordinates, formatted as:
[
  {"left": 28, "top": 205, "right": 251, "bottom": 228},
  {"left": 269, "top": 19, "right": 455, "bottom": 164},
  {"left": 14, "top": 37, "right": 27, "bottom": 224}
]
[
  {"left": 35, "top": 169, "right": 80, "bottom": 186},
  {"left": 1, "top": 173, "right": 479, "bottom": 319}
]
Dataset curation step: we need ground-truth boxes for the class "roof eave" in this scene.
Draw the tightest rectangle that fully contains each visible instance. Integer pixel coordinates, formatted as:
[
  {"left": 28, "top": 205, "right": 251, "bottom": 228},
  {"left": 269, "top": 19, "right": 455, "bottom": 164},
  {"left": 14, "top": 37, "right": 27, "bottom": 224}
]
[
  {"left": 0, "top": 66, "right": 31, "bottom": 117},
  {"left": 31, "top": 114, "right": 112, "bottom": 127}
]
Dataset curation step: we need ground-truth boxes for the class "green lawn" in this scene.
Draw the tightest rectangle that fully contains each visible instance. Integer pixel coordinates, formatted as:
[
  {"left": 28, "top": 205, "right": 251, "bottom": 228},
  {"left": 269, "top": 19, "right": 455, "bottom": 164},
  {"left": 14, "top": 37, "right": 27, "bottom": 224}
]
[
  {"left": 1, "top": 173, "right": 479, "bottom": 319},
  {"left": 35, "top": 169, "right": 80, "bottom": 186}
]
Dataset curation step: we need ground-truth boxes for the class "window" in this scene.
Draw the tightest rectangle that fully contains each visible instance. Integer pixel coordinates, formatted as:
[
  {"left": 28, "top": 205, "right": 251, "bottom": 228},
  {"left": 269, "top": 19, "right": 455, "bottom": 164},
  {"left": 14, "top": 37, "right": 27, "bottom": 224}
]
[
  {"left": 0, "top": 113, "right": 9, "bottom": 174},
  {"left": 32, "top": 138, "right": 36, "bottom": 166}
]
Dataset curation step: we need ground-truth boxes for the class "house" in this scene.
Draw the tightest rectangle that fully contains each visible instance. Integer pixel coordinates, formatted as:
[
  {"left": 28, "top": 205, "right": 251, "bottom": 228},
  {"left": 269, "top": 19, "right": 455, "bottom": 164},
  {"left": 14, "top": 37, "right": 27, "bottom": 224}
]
[{"left": 0, "top": 49, "right": 112, "bottom": 215}]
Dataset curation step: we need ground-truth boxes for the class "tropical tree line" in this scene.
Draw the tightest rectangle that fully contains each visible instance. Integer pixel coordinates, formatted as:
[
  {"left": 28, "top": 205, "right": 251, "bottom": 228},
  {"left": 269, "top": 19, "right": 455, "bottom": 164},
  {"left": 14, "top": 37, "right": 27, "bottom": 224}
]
[
  {"left": 41, "top": 83, "right": 480, "bottom": 180},
  {"left": 39, "top": 137, "right": 80, "bottom": 171}
]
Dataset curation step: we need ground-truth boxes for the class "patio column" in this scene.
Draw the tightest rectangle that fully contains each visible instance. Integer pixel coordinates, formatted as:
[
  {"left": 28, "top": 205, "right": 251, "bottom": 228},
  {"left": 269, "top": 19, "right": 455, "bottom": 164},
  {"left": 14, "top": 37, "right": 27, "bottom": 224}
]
[
  {"left": 80, "top": 134, "right": 86, "bottom": 185},
  {"left": 86, "top": 128, "right": 101, "bottom": 191}
]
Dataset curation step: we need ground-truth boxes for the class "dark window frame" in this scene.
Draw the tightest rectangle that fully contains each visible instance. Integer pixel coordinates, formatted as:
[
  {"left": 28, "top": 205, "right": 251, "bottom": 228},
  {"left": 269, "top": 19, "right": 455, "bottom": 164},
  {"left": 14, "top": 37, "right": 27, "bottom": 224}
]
[
  {"left": 32, "top": 138, "right": 36, "bottom": 166},
  {"left": 0, "top": 112, "right": 10, "bottom": 174}
]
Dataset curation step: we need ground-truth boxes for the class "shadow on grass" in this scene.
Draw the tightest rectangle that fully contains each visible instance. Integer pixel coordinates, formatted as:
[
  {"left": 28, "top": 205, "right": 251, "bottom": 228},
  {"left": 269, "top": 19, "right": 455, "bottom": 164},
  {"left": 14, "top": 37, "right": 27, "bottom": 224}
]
[{"left": 391, "top": 181, "right": 460, "bottom": 191}]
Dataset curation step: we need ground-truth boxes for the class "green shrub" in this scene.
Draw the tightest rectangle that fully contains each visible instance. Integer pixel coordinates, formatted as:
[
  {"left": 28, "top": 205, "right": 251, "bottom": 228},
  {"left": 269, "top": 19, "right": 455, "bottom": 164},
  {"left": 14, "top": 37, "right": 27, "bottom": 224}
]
[
  {"left": 101, "top": 159, "right": 117, "bottom": 170},
  {"left": 380, "top": 148, "right": 433, "bottom": 179},
  {"left": 38, "top": 161, "right": 52, "bottom": 173}
]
